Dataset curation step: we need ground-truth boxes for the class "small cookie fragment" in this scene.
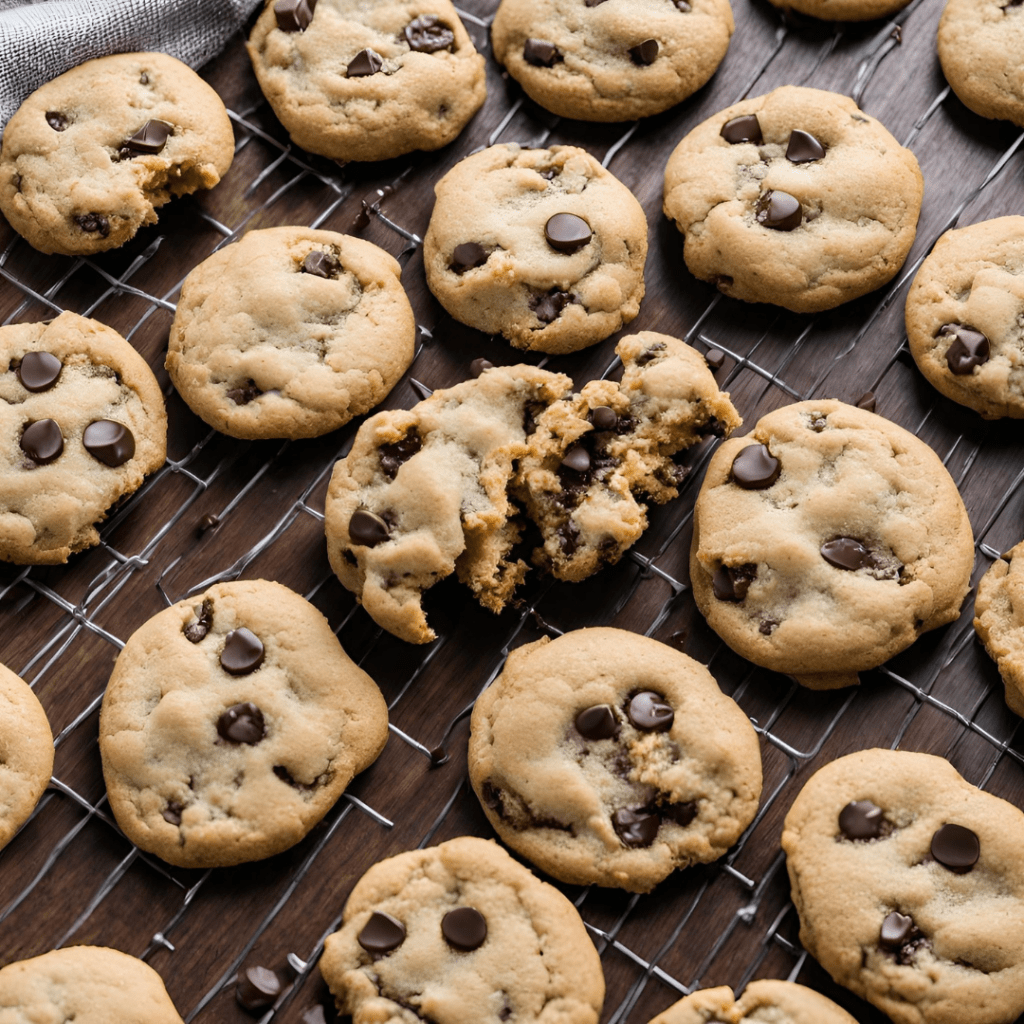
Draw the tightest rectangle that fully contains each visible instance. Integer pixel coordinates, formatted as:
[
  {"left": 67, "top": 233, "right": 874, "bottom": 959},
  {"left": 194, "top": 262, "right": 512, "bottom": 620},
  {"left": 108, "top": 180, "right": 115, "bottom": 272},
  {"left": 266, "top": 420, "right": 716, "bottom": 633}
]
[
  {"left": 974, "top": 541, "right": 1024, "bottom": 716},
  {"left": 0, "top": 946, "right": 184, "bottom": 1024},
  {"left": 663, "top": 86, "right": 923, "bottom": 313},
  {"left": 906, "top": 216, "right": 1024, "bottom": 419},
  {"left": 469, "top": 628, "right": 762, "bottom": 892},
  {"left": 0, "top": 52, "right": 233, "bottom": 256},
  {"left": 166, "top": 227, "right": 415, "bottom": 440},
  {"left": 423, "top": 144, "right": 648, "bottom": 354},
  {"left": 99, "top": 580, "right": 388, "bottom": 868},
  {"left": 246, "top": 0, "right": 486, "bottom": 162},
  {"left": 491, "top": 0, "right": 734, "bottom": 122},
  {"left": 319, "top": 836, "right": 604, "bottom": 1024},
  {"left": 0, "top": 661, "right": 53, "bottom": 852},
  {"left": 0, "top": 311, "right": 167, "bottom": 565},
  {"left": 782, "top": 749, "right": 1024, "bottom": 1024},
  {"left": 690, "top": 400, "right": 974, "bottom": 689},
  {"left": 514, "top": 332, "right": 741, "bottom": 581},
  {"left": 645, "top": 980, "right": 858, "bottom": 1024}
]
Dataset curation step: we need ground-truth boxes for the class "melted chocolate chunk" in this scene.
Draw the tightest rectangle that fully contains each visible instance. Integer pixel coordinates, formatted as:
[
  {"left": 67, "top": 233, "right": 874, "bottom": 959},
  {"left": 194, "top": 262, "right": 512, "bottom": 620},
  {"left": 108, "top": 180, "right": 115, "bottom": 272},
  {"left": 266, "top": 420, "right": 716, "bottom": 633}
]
[
  {"left": 523, "top": 400, "right": 545, "bottom": 435},
  {"left": 405, "top": 15, "right": 455, "bottom": 52},
  {"left": 470, "top": 357, "right": 494, "bottom": 377},
  {"left": 74, "top": 213, "right": 110, "bottom": 237},
  {"left": 227, "top": 380, "right": 262, "bottom": 405},
  {"left": 731, "top": 444, "right": 780, "bottom": 488},
  {"left": 939, "top": 324, "right": 990, "bottom": 375},
  {"left": 183, "top": 600, "right": 213, "bottom": 643},
  {"left": 46, "top": 111, "right": 69, "bottom": 131},
  {"left": 17, "top": 351, "right": 62, "bottom": 392},
  {"left": 20, "top": 419, "right": 63, "bottom": 464},
  {"left": 590, "top": 406, "right": 618, "bottom": 431},
  {"left": 627, "top": 691, "right": 674, "bottom": 731},
  {"left": 839, "top": 799, "right": 885, "bottom": 840},
  {"left": 348, "top": 49, "right": 384, "bottom": 77},
  {"left": 930, "top": 823, "right": 979, "bottom": 873},
  {"left": 661, "top": 800, "right": 697, "bottom": 827},
  {"left": 451, "top": 242, "right": 488, "bottom": 273},
  {"left": 712, "top": 563, "right": 757, "bottom": 601},
  {"left": 561, "top": 445, "right": 591, "bottom": 473},
  {"left": 531, "top": 289, "right": 574, "bottom": 324},
  {"left": 220, "top": 628, "right": 265, "bottom": 675},
  {"left": 759, "top": 617, "right": 778, "bottom": 635},
  {"left": 523, "top": 38, "right": 560, "bottom": 66},
  {"left": 349, "top": 508, "right": 390, "bottom": 546},
  {"left": 629, "top": 39, "right": 659, "bottom": 65},
  {"left": 821, "top": 537, "right": 875, "bottom": 571},
  {"left": 83, "top": 419, "right": 135, "bottom": 466},
  {"left": 721, "top": 114, "right": 762, "bottom": 145},
  {"left": 634, "top": 342, "right": 666, "bottom": 366},
  {"left": 575, "top": 704, "right": 619, "bottom": 740},
  {"left": 613, "top": 807, "right": 660, "bottom": 847},
  {"left": 121, "top": 119, "right": 173, "bottom": 157},
  {"left": 545, "top": 213, "right": 592, "bottom": 254},
  {"left": 275, "top": 0, "right": 317, "bottom": 31},
  {"left": 880, "top": 911, "right": 918, "bottom": 951},
  {"left": 359, "top": 911, "right": 406, "bottom": 953},
  {"left": 302, "top": 250, "right": 340, "bottom": 278},
  {"left": 162, "top": 801, "right": 183, "bottom": 826},
  {"left": 236, "top": 966, "right": 283, "bottom": 1013},
  {"left": 756, "top": 190, "right": 802, "bottom": 231},
  {"left": 441, "top": 907, "right": 487, "bottom": 951},
  {"left": 217, "top": 701, "right": 266, "bottom": 744},
  {"left": 856, "top": 391, "right": 876, "bottom": 412},
  {"left": 557, "top": 518, "right": 580, "bottom": 555},
  {"left": 379, "top": 430, "right": 422, "bottom": 479},
  {"left": 786, "top": 129, "right": 825, "bottom": 163}
]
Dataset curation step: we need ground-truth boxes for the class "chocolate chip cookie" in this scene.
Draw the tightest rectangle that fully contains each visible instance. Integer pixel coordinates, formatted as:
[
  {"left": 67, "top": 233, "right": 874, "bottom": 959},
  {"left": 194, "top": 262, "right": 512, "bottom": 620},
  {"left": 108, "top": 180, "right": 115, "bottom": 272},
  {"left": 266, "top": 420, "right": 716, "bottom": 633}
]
[
  {"left": 491, "top": 0, "right": 734, "bottom": 122},
  {"left": 166, "top": 226, "right": 416, "bottom": 440},
  {"left": 423, "top": 144, "right": 648, "bottom": 354},
  {"left": 0, "top": 311, "right": 167, "bottom": 565},
  {"left": 513, "top": 332, "right": 741, "bottom": 582},
  {"left": 782, "top": 748, "right": 1024, "bottom": 1024},
  {"left": 99, "top": 579, "right": 389, "bottom": 868},
  {"left": 690, "top": 400, "right": 975, "bottom": 689},
  {"left": 0, "top": 52, "right": 233, "bottom": 256},
  {"left": 906, "top": 216, "right": 1024, "bottom": 419},
  {"left": 0, "top": 661, "right": 53, "bottom": 853},
  {"left": 468, "top": 628, "right": 762, "bottom": 892},
  {"left": 319, "top": 836, "right": 605, "bottom": 1024},
  {"left": 974, "top": 540, "right": 1024, "bottom": 716},
  {"left": 645, "top": 980, "right": 858, "bottom": 1024},
  {"left": 765, "top": 0, "right": 911, "bottom": 21},
  {"left": 663, "top": 86, "right": 923, "bottom": 313},
  {"left": 247, "top": 0, "right": 486, "bottom": 163},
  {"left": 0, "top": 946, "right": 184, "bottom": 1024}
]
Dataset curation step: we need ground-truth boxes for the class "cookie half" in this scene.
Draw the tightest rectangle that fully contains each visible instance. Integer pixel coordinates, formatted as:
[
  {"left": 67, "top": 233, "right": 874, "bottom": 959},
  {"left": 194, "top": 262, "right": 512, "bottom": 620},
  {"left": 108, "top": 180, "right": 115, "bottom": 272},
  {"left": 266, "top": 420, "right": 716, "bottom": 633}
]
[
  {"left": 469, "top": 628, "right": 762, "bottom": 892},
  {"left": 319, "top": 836, "right": 605, "bottom": 1024},
  {"left": 99, "top": 579, "right": 389, "bottom": 868},
  {"left": 0, "top": 311, "right": 167, "bottom": 565},
  {"left": 424, "top": 144, "right": 647, "bottom": 354},
  {"left": 0, "top": 52, "right": 233, "bottom": 256},
  {"left": 782, "top": 749, "right": 1024, "bottom": 1024},
  {"left": 491, "top": 0, "right": 734, "bottom": 122},
  {"left": 247, "top": 0, "right": 486, "bottom": 163},
  {"left": 663, "top": 86, "right": 923, "bottom": 312},
  {"left": 974, "top": 541, "right": 1024, "bottom": 716},
  {"left": 690, "top": 400, "right": 975, "bottom": 689},
  {"left": 646, "top": 981, "right": 858, "bottom": 1024},
  {"left": 166, "top": 227, "right": 416, "bottom": 440}
]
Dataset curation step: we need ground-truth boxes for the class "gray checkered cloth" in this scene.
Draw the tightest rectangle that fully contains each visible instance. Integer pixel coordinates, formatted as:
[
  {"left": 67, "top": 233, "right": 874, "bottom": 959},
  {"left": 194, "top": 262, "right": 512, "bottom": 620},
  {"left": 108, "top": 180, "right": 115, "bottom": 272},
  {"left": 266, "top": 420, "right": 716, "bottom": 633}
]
[{"left": 0, "top": 0, "right": 263, "bottom": 131}]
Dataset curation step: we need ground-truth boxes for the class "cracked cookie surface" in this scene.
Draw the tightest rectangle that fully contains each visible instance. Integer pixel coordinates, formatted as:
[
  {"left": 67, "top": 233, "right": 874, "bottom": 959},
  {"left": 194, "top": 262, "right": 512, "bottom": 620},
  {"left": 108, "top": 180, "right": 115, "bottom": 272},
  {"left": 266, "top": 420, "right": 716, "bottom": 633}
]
[
  {"left": 0, "top": 946, "right": 184, "bottom": 1024},
  {"left": 906, "top": 217, "right": 1024, "bottom": 419},
  {"left": 0, "top": 311, "right": 167, "bottom": 565},
  {"left": 663, "top": 86, "right": 923, "bottom": 313},
  {"left": 782, "top": 749, "right": 1024, "bottom": 1024},
  {"left": 0, "top": 52, "right": 233, "bottom": 256},
  {"left": 99, "top": 579, "right": 388, "bottom": 868},
  {"left": 491, "top": 0, "right": 734, "bottom": 122},
  {"left": 468, "top": 628, "right": 762, "bottom": 892},
  {"left": 247, "top": 0, "right": 486, "bottom": 163},
  {"left": 690, "top": 400, "right": 974, "bottom": 689},
  {"left": 166, "top": 226, "right": 415, "bottom": 440},
  {"left": 423, "top": 144, "right": 647, "bottom": 354},
  {"left": 974, "top": 540, "right": 1024, "bottom": 716},
  {"left": 319, "top": 836, "right": 604, "bottom": 1024},
  {"left": 645, "top": 980, "right": 858, "bottom": 1024}
]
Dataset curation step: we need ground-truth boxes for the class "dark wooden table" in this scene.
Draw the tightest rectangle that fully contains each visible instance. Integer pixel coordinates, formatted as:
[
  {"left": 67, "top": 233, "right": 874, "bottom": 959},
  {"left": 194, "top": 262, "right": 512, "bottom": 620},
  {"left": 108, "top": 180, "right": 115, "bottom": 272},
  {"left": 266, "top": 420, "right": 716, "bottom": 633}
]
[{"left": 2, "top": 1, "right": 1023, "bottom": 1021}]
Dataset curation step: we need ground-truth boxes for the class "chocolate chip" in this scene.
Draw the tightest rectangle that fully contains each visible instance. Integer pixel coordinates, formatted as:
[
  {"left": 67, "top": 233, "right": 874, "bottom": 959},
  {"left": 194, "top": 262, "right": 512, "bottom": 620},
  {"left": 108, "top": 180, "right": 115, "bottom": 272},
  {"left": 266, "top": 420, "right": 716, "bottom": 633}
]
[
  {"left": 930, "top": 823, "right": 980, "bottom": 873},
  {"left": 451, "top": 242, "right": 489, "bottom": 273},
  {"left": 759, "top": 617, "right": 777, "bottom": 635},
  {"left": 348, "top": 49, "right": 384, "bottom": 77},
  {"left": 197, "top": 513, "right": 220, "bottom": 535},
  {"left": 162, "top": 802, "right": 183, "bottom": 826},
  {"left": 184, "top": 600, "right": 213, "bottom": 643},
  {"left": 46, "top": 111, "right": 69, "bottom": 131},
  {"left": 358, "top": 911, "right": 405, "bottom": 953},
  {"left": 405, "top": 14, "right": 455, "bottom": 52},
  {"left": 531, "top": 289, "right": 574, "bottom": 324},
  {"left": 441, "top": 907, "right": 487, "bottom": 951},
  {"left": 561, "top": 445, "right": 591, "bottom": 473},
  {"left": 523, "top": 400, "right": 545, "bottom": 435},
  {"left": 634, "top": 342, "right": 666, "bottom": 366},
  {"left": 880, "top": 911, "right": 917, "bottom": 950},
  {"left": 227, "top": 380, "right": 262, "bottom": 405},
  {"left": 275, "top": 0, "right": 317, "bottom": 32},
  {"left": 612, "top": 808, "right": 660, "bottom": 847},
  {"left": 545, "top": 214, "right": 592, "bottom": 254},
  {"left": 808, "top": 413, "right": 827, "bottom": 432},
  {"left": 235, "top": 966, "right": 283, "bottom": 1013},
  {"left": 713, "top": 563, "right": 757, "bottom": 601},
  {"left": 217, "top": 702, "right": 266, "bottom": 745},
  {"left": 14, "top": 353, "right": 62, "bottom": 398},
  {"left": 629, "top": 39, "right": 659, "bottom": 65},
  {"left": 558, "top": 518, "right": 580, "bottom": 555},
  {"left": 627, "top": 691, "right": 674, "bottom": 731},
  {"left": 721, "top": 114, "right": 762, "bottom": 145},
  {"left": 661, "top": 800, "right": 697, "bottom": 826},
  {"left": 470, "top": 358, "right": 494, "bottom": 377},
  {"left": 20, "top": 419, "right": 63, "bottom": 465},
  {"left": 83, "top": 419, "right": 135, "bottom": 467},
  {"left": 379, "top": 430, "right": 422, "bottom": 479},
  {"left": 585, "top": 0, "right": 609, "bottom": 5},
  {"left": 349, "top": 508, "right": 390, "bottom": 547},
  {"left": 302, "top": 250, "right": 340, "bottom": 278},
  {"left": 523, "top": 38, "right": 560, "bottom": 66},
  {"left": 839, "top": 799, "right": 884, "bottom": 840},
  {"left": 575, "top": 704, "right": 619, "bottom": 740},
  {"left": 704, "top": 348, "right": 726, "bottom": 370},
  {"left": 74, "top": 213, "right": 110, "bottom": 237},
  {"left": 675, "top": 0, "right": 692, "bottom": 9},
  {"left": 122, "top": 119, "right": 173, "bottom": 156},
  {"left": 220, "top": 628, "right": 265, "bottom": 675},
  {"left": 856, "top": 391, "right": 876, "bottom": 412},
  {"left": 786, "top": 129, "right": 825, "bottom": 163},
  {"left": 821, "top": 537, "right": 875, "bottom": 571},
  {"left": 756, "top": 190, "right": 802, "bottom": 231},
  {"left": 590, "top": 406, "right": 618, "bottom": 430},
  {"left": 274, "top": 765, "right": 320, "bottom": 791},
  {"left": 940, "top": 324, "right": 990, "bottom": 375},
  {"left": 731, "top": 444, "right": 780, "bottom": 488},
  {"left": 139, "top": 72, "right": 149, "bottom": 84}
]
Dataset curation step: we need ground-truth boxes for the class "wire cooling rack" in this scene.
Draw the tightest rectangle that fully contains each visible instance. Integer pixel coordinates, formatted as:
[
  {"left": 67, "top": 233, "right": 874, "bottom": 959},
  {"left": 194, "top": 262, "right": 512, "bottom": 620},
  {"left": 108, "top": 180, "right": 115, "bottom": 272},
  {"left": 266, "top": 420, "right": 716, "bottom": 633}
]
[{"left": 3, "top": 1, "right": 1024, "bottom": 1021}]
